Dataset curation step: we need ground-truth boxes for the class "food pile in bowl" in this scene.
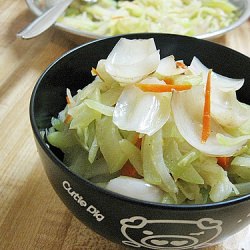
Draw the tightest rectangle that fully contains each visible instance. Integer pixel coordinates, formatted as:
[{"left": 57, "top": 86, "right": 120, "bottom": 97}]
[
  {"left": 57, "top": 0, "right": 239, "bottom": 37},
  {"left": 31, "top": 33, "right": 250, "bottom": 249},
  {"left": 44, "top": 37, "right": 250, "bottom": 205}
]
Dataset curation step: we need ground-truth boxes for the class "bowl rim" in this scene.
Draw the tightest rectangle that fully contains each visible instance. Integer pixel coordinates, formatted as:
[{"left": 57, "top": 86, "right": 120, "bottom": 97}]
[
  {"left": 25, "top": 0, "right": 250, "bottom": 41},
  {"left": 30, "top": 33, "right": 250, "bottom": 210}
]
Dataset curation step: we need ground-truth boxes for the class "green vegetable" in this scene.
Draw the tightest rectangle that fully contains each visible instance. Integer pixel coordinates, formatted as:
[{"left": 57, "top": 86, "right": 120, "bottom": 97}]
[
  {"left": 46, "top": 39, "right": 250, "bottom": 204},
  {"left": 119, "top": 139, "right": 143, "bottom": 176},
  {"left": 58, "top": 0, "right": 238, "bottom": 37},
  {"left": 96, "top": 116, "right": 128, "bottom": 173}
]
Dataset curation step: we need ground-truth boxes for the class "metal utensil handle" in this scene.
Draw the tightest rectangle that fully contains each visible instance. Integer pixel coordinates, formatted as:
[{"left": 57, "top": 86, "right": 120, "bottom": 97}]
[{"left": 17, "top": 0, "right": 73, "bottom": 39}]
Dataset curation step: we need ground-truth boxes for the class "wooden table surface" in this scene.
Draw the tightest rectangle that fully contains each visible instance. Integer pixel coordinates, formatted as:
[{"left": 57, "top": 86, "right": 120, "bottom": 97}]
[{"left": 0, "top": 1, "right": 250, "bottom": 249}]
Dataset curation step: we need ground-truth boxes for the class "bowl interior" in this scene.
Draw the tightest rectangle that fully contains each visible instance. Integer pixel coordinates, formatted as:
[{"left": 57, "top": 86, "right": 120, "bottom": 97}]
[{"left": 31, "top": 33, "right": 250, "bottom": 204}]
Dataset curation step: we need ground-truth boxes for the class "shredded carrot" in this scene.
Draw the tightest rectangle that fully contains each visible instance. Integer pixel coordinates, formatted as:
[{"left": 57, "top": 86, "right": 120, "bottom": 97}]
[
  {"left": 136, "top": 83, "right": 192, "bottom": 92},
  {"left": 91, "top": 67, "right": 98, "bottom": 76},
  {"left": 111, "top": 16, "right": 124, "bottom": 20},
  {"left": 163, "top": 76, "right": 175, "bottom": 85},
  {"left": 217, "top": 156, "right": 233, "bottom": 170},
  {"left": 135, "top": 138, "right": 142, "bottom": 149},
  {"left": 201, "top": 69, "right": 212, "bottom": 144},
  {"left": 132, "top": 133, "right": 140, "bottom": 143},
  {"left": 135, "top": 136, "right": 142, "bottom": 149},
  {"left": 176, "top": 61, "right": 187, "bottom": 69},
  {"left": 64, "top": 114, "right": 73, "bottom": 125},
  {"left": 121, "top": 161, "right": 140, "bottom": 178},
  {"left": 66, "top": 95, "right": 71, "bottom": 105},
  {"left": 130, "top": 133, "right": 143, "bottom": 149},
  {"left": 91, "top": 67, "right": 104, "bottom": 82}
]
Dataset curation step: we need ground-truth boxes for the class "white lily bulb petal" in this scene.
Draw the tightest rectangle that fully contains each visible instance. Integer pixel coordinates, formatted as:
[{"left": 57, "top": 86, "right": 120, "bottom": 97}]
[
  {"left": 156, "top": 55, "right": 185, "bottom": 76},
  {"left": 113, "top": 85, "right": 171, "bottom": 136},
  {"left": 95, "top": 59, "right": 115, "bottom": 83},
  {"left": 189, "top": 56, "right": 248, "bottom": 128},
  {"left": 107, "top": 38, "right": 157, "bottom": 64},
  {"left": 189, "top": 56, "right": 244, "bottom": 92},
  {"left": 171, "top": 86, "right": 244, "bottom": 156},
  {"left": 104, "top": 38, "right": 160, "bottom": 83},
  {"left": 106, "top": 176, "right": 164, "bottom": 203},
  {"left": 211, "top": 90, "right": 250, "bottom": 127}
]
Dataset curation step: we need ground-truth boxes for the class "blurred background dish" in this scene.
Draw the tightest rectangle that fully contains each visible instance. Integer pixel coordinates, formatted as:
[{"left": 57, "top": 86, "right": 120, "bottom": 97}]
[{"left": 26, "top": 0, "right": 250, "bottom": 42}]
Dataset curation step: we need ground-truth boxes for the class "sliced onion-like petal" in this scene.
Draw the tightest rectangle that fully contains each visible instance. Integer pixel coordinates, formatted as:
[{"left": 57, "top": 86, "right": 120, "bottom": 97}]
[
  {"left": 189, "top": 57, "right": 248, "bottom": 127},
  {"left": 239, "top": 116, "right": 250, "bottom": 135},
  {"left": 106, "top": 176, "right": 164, "bottom": 202},
  {"left": 104, "top": 38, "right": 160, "bottom": 84},
  {"left": 216, "top": 133, "right": 250, "bottom": 146},
  {"left": 189, "top": 56, "right": 244, "bottom": 92},
  {"left": 156, "top": 55, "right": 186, "bottom": 76},
  {"left": 171, "top": 86, "right": 245, "bottom": 156},
  {"left": 211, "top": 90, "right": 250, "bottom": 127},
  {"left": 113, "top": 85, "right": 171, "bottom": 136},
  {"left": 95, "top": 59, "right": 116, "bottom": 83}
]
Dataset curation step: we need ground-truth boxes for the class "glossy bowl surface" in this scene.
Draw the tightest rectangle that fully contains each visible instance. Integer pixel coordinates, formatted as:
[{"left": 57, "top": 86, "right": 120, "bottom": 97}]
[
  {"left": 26, "top": 0, "right": 250, "bottom": 42},
  {"left": 30, "top": 33, "right": 250, "bottom": 250}
]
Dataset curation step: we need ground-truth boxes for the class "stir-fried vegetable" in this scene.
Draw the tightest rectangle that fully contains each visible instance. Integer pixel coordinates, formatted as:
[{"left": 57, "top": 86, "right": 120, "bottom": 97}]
[
  {"left": 46, "top": 38, "right": 250, "bottom": 204},
  {"left": 136, "top": 83, "right": 192, "bottom": 92},
  {"left": 56, "top": 0, "right": 239, "bottom": 37},
  {"left": 201, "top": 70, "right": 212, "bottom": 144}
]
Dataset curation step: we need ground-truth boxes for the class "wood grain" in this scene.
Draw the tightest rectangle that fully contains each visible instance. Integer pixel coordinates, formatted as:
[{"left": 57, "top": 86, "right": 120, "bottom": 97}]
[{"left": 0, "top": 1, "right": 249, "bottom": 249}]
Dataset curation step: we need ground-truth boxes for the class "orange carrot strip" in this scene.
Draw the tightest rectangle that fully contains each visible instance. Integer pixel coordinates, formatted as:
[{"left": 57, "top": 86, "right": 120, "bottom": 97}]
[
  {"left": 91, "top": 67, "right": 104, "bottom": 82},
  {"left": 91, "top": 67, "right": 98, "bottom": 76},
  {"left": 130, "top": 133, "right": 143, "bottom": 149},
  {"left": 133, "top": 133, "right": 140, "bottom": 142},
  {"left": 176, "top": 61, "right": 187, "bottom": 69},
  {"left": 111, "top": 16, "right": 124, "bottom": 20},
  {"left": 121, "top": 161, "right": 141, "bottom": 178},
  {"left": 163, "top": 77, "right": 175, "bottom": 85},
  {"left": 136, "top": 83, "right": 192, "bottom": 92},
  {"left": 135, "top": 138, "right": 142, "bottom": 149},
  {"left": 201, "top": 69, "right": 212, "bottom": 144},
  {"left": 64, "top": 114, "right": 73, "bottom": 125},
  {"left": 66, "top": 96, "right": 71, "bottom": 105},
  {"left": 217, "top": 156, "right": 233, "bottom": 170},
  {"left": 135, "top": 137, "right": 142, "bottom": 149}
]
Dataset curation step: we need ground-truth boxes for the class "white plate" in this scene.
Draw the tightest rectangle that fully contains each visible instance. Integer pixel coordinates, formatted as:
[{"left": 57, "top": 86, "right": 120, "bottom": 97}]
[{"left": 25, "top": 0, "right": 250, "bottom": 41}]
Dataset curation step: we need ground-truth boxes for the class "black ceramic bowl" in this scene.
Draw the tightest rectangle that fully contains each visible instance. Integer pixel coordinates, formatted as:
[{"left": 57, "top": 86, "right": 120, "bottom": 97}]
[{"left": 30, "top": 33, "right": 250, "bottom": 250}]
